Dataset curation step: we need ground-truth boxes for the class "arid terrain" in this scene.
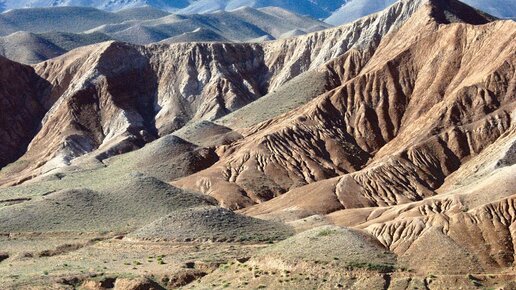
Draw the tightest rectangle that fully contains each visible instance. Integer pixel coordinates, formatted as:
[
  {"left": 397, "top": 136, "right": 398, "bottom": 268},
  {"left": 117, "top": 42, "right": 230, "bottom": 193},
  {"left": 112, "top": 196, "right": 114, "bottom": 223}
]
[{"left": 0, "top": 0, "right": 515, "bottom": 289}]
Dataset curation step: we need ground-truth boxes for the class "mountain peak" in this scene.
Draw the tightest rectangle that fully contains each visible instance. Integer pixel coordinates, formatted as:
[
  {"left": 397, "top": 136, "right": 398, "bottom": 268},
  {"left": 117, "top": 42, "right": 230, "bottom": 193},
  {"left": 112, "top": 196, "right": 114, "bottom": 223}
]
[{"left": 427, "top": 0, "right": 496, "bottom": 24}]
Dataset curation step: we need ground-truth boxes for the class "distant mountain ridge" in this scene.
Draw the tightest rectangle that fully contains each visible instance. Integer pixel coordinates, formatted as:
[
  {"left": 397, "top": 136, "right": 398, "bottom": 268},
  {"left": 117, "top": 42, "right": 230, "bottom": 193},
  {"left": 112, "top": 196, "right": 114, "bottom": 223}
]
[
  {"left": 0, "top": 6, "right": 330, "bottom": 64},
  {"left": 0, "top": 0, "right": 344, "bottom": 18},
  {"left": 1, "top": 0, "right": 515, "bottom": 22}
]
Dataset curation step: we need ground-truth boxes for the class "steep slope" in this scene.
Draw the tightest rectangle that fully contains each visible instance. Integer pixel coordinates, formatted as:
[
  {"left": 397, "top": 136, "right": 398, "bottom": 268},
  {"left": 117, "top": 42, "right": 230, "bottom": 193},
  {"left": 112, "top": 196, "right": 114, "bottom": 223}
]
[
  {"left": 328, "top": 130, "right": 516, "bottom": 273},
  {"left": 232, "top": 1, "right": 515, "bottom": 277},
  {"left": 0, "top": 56, "right": 49, "bottom": 168},
  {"left": 0, "top": 0, "right": 423, "bottom": 186},
  {"left": 0, "top": 41, "right": 268, "bottom": 186},
  {"left": 175, "top": 0, "right": 512, "bottom": 209}
]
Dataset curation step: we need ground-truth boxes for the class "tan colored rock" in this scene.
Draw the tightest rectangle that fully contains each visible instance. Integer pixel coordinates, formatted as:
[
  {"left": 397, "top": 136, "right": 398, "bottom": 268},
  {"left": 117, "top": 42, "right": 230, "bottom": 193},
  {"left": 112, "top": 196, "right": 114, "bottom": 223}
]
[
  {"left": 0, "top": 0, "right": 437, "bottom": 186},
  {"left": 175, "top": 1, "right": 514, "bottom": 210}
]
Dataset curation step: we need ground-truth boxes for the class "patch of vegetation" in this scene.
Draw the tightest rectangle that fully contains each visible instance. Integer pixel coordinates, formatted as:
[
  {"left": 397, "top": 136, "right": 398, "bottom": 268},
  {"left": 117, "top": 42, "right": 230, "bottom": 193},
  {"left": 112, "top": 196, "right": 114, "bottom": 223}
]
[
  {"left": 467, "top": 274, "right": 483, "bottom": 286},
  {"left": 316, "top": 229, "right": 336, "bottom": 237},
  {"left": 346, "top": 262, "right": 395, "bottom": 273}
]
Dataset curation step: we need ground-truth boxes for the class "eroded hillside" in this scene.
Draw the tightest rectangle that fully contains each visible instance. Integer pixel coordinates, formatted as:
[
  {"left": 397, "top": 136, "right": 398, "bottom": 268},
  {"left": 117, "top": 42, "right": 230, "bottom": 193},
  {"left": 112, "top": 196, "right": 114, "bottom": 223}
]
[{"left": 0, "top": 0, "right": 514, "bottom": 289}]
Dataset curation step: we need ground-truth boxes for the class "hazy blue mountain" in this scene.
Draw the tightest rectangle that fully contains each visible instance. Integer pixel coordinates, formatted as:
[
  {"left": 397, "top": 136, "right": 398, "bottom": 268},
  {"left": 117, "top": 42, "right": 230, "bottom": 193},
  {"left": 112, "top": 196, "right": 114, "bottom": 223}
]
[
  {"left": 0, "top": 5, "right": 330, "bottom": 63},
  {"left": 1, "top": 0, "right": 514, "bottom": 22},
  {"left": 0, "top": 0, "right": 342, "bottom": 18},
  {"left": 0, "top": 6, "right": 170, "bottom": 36},
  {"left": 0, "top": 0, "right": 190, "bottom": 12},
  {"left": 0, "top": 31, "right": 112, "bottom": 64},
  {"left": 179, "top": 0, "right": 343, "bottom": 19},
  {"left": 89, "top": 6, "right": 331, "bottom": 44}
]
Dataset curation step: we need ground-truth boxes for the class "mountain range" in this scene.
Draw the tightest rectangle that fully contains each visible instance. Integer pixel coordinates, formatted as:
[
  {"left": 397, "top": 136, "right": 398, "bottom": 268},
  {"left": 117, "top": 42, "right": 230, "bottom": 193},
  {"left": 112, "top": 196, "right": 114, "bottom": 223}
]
[
  {"left": 0, "top": 6, "right": 330, "bottom": 64},
  {"left": 0, "top": 0, "right": 515, "bottom": 289},
  {"left": 1, "top": 0, "right": 513, "bottom": 64},
  {"left": 1, "top": 0, "right": 515, "bottom": 23}
]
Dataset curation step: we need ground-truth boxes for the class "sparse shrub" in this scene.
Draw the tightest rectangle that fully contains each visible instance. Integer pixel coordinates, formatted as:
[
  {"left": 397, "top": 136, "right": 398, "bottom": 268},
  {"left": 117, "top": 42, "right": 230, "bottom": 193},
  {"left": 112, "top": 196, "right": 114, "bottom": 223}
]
[
  {"left": 466, "top": 274, "right": 483, "bottom": 286},
  {"left": 316, "top": 229, "right": 335, "bottom": 237},
  {"left": 346, "top": 262, "right": 395, "bottom": 273}
]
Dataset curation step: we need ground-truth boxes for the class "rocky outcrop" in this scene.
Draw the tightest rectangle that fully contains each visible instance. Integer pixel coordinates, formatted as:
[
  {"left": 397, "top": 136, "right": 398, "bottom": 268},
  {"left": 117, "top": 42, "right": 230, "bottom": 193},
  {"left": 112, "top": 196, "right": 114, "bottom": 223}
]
[{"left": 0, "top": 42, "right": 269, "bottom": 185}]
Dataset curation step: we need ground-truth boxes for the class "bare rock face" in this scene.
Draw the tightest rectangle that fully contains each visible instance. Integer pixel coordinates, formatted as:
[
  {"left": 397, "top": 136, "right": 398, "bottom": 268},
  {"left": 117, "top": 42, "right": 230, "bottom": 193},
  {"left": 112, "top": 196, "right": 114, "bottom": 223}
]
[
  {"left": 143, "top": 42, "right": 269, "bottom": 133},
  {"left": 0, "top": 56, "right": 48, "bottom": 168},
  {"left": 175, "top": 0, "right": 514, "bottom": 210},
  {"left": 0, "top": 42, "right": 269, "bottom": 185},
  {"left": 0, "top": 0, "right": 436, "bottom": 186},
  {"left": 1, "top": 42, "right": 160, "bottom": 184}
]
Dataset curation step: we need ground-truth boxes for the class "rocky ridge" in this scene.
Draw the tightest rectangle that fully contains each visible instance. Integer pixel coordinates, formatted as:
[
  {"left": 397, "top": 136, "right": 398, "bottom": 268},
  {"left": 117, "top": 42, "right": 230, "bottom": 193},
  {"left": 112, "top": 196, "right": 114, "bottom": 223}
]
[{"left": 0, "top": 0, "right": 431, "bottom": 186}]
